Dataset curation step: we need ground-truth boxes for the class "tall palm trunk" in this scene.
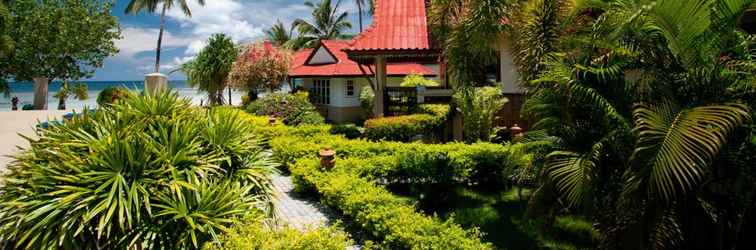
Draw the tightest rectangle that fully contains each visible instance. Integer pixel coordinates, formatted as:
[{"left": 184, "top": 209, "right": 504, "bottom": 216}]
[
  {"left": 357, "top": 1, "right": 363, "bottom": 32},
  {"left": 154, "top": 4, "right": 167, "bottom": 73},
  {"left": 32, "top": 77, "right": 49, "bottom": 110}
]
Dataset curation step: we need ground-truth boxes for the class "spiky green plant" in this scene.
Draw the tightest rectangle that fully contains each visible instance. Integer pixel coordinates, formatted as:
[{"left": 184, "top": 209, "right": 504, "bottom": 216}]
[
  {"left": 0, "top": 91, "right": 277, "bottom": 249},
  {"left": 518, "top": 0, "right": 756, "bottom": 248}
]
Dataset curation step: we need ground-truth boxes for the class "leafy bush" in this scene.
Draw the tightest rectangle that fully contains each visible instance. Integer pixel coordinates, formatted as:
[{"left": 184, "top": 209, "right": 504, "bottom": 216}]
[
  {"left": 205, "top": 213, "right": 353, "bottom": 250},
  {"left": 400, "top": 72, "right": 440, "bottom": 87},
  {"left": 329, "top": 123, "right": 362, "bottom": 139},
  {"left": 359, "top": 85, "right": 374, "bottom": 117},
  {"left": 363, "top": 104, "right": 450, "bottom": 142},
  {"left": 454, "top": 86, "right": 508, "bottom": 143},
  {"left": 0, "top": 91, "right": 278, "bottom": 249},
  {"left": 96, "top": 85, "right": 131, "bottom": 105},
  {"left": 270, "top": 132, "right": 529, "bottom": 185},
  {"left": 246, "top": 92, "right": 324, "bottom": 126},
  {"left": 291, "top": 158, "right": 492, "bottom": 250}
]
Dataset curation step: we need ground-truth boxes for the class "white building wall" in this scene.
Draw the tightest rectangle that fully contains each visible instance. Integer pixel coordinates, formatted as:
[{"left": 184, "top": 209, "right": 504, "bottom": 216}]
[
  {"left": 299, "top": 76, "right": 415, "bottom": 108},
  {"left": 499, "top": 42, "right": 524, "bottom": 94}
]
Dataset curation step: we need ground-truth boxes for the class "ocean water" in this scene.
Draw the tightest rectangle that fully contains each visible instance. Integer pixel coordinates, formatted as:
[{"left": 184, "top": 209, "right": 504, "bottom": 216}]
[{"left": 0, "top": 81, "right": 247, "bottom": 111}]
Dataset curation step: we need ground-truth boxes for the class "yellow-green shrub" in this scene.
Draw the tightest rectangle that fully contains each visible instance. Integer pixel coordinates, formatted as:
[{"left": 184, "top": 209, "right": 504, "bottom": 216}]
[
  {"left": 363, "top": 104, "right": 450, "bottom": 142},
  {"left": 290, "top": 158, "right": 492, "bottom": 250},
  {"left": 204, "top": 213, "right": 353, "bottom": 250},
  {"left": 271, "top": 133, "right": 529, "bottom": 185}
]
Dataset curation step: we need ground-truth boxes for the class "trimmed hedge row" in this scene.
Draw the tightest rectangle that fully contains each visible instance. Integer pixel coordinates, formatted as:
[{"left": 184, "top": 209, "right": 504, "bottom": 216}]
[
  {"left": 270, "top": 133, "right": 529, "bottom": 185},
  {"left": 205, "top": 212, "right": 353, "bottom": 250},
  {"left": 291, "top": 158, "right": 493, "bottom": 250},
  {"left": 363, "top": 104, "right": 450, "bottom": 142}
]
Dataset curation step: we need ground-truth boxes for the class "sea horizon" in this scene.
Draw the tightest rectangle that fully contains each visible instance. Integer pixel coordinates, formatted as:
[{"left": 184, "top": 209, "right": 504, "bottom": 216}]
[{"left": 1, "top": 80, "right": 248, "bottom": 111}]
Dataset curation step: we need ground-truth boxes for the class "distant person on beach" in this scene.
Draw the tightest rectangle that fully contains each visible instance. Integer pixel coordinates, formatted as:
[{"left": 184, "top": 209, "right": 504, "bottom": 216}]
[{"left": 11, "top": 96, "right": 19, "bottom": 111}]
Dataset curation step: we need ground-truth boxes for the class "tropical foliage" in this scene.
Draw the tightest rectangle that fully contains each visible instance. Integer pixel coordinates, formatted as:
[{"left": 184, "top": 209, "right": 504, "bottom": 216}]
[
  {"left": 292, "top": 0, "right": 352, "bottom": 48},
  {"left": 0, "top": 91, "right": 277, "bottom": 249},
  {"left": 228, "top": 42, "right": 293, "bottom": 99},
  {"left": 428, "top": 0, "right": 510, "bottom": 86},
  {"left": 265, "top": 20, "right": 295, "bottom": 49},
  {"left": 508, "top": 0, "right": 756, "bottom": 248},
  {"left": 400, "top": 72, "right": 440, "bottom": 87},
  {"left": 246, "top": 92, "right": 325, "bottom": 126},
  {"left": 96, "top": 86, "right": 132, "bottom": 106},
  {"left": 125, "top": 0, "right": 206, "bottom": 73},
  {"left": 0, "top": 1, "right": 12, "bottom": 97},
  {"left": 179, "top": 33, "right": 238, "bottom": 106},
  {"left": 53, "top": 80, "right": 88, "bottom": 110},
  {"left": 454, "top": 86, "right": 508, "bottom": 143},
  {"left": 7, "top": 0, "right": 120, "bottom": 109}
]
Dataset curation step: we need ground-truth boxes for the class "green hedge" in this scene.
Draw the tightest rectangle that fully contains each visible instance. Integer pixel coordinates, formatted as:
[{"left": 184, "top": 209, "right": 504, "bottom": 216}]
[
  {"left": 363, "top": 104, "right": 450, "bottom": 142},
  {"left": 270, "top": 133, "right": 529, "bottom": 185},
  {"left": 291, "top": 158, "right": 493, "bottom": 250},
  {"left": 205, "top": 213, "right": 353, "bottom": 250}
]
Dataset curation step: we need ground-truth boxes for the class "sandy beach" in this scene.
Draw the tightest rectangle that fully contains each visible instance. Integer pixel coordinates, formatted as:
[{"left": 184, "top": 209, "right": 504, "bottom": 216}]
[{"left": 0, "top": 110, "right": 68, "bottom": 172}]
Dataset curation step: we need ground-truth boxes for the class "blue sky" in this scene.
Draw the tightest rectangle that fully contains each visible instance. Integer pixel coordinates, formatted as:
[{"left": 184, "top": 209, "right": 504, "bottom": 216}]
[{"left": 95, "top": 0, "right": 368, "bottom": 81}]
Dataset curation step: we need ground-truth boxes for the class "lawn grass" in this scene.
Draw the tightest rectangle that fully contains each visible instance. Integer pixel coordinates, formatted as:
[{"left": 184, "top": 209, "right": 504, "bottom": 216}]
[{"left": 388, "top": 184, "right": 596, "bottom": 249}]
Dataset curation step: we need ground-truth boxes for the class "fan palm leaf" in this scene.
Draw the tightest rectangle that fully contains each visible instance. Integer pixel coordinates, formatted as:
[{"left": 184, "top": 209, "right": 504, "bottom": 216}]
[{"left": 632, "top": 102, "right": 750, "bottom": 201}]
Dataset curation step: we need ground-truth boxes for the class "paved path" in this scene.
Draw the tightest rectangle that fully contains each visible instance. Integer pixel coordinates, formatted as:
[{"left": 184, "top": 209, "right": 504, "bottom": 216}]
[
  {"left": 0, "top": 110, "right": 68, "bottom": 172},
  {"left": 271, "top": 174, "right": 337, "bottom": 230}
]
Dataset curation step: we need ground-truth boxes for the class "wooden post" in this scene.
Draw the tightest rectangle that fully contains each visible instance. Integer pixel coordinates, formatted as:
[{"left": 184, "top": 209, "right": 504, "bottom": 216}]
[{"left": 373, "top": 56, "right": 387, "bottom": 118}]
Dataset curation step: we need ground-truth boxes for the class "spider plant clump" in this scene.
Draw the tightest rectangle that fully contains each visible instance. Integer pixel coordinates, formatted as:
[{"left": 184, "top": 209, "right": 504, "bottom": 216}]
[{"left": 0, "top": 91, "right": 278, "bottom": 249}]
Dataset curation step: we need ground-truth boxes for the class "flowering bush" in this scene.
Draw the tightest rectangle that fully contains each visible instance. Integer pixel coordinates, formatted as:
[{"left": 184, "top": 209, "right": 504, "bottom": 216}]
[
  {"left": 246, "top": 92, "right": 324, "bottom": 126},
  {"left": 229, "top": 42, "right": 292, "bottom": 92}
]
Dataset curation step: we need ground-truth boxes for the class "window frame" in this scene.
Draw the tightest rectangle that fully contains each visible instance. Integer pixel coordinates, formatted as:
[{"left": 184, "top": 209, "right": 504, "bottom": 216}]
[{"left": 345, "top": 80, "right": 355, "bottom": 97}]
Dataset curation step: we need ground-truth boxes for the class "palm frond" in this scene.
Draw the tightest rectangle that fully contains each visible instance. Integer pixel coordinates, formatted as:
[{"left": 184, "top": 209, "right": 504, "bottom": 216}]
[{"left": 632, "top": 101, "right": 751, "bottom": 201}]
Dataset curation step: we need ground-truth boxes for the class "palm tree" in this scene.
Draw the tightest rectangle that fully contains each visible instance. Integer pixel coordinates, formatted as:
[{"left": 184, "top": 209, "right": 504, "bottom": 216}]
[
  {"left": 177, "top": 33, "right": 237, "bottom": 106},
  {"left": 53, "top": 80, "right": 88, "bottom": 110},
  {"left": 517, "top": 0, "right": 756, "bottom": 248},
  {"left": 353, "top": 0, "right": 374, "bottom": 32},
  {"left": 292, "top": 0, "right": 352, "bottom": 48},
  {"left": 265, "top": 20, "right": 295, "bottom": 49},
  {"left": 125, "top": 0, "right": 206, "bottom": 73}
]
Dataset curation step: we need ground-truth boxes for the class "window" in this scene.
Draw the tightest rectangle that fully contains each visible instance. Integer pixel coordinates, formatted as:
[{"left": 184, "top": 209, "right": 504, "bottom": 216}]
[
  {"left": 312, "top": 79, "right": 330, "bottom": 104},
  {"left": 345, "top": 80, "right": 355, "bottom": 97}
]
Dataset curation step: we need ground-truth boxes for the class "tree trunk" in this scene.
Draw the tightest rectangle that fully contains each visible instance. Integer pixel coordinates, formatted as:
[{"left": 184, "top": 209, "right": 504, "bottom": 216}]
[
  {"left": 228, "top": 87, "right": 232, "bottom": 105},
  {"left": 154, "top": 4, "right": 167, "bottom": 73},
  {"left": 32, "top": 77, "right": 49, "bottom": 110},
  {"left": 57, "top": 98, "right": 66, "bottom": 110},
  {"left": 358, "top": 2, "right": 363, "bottom": 32}
]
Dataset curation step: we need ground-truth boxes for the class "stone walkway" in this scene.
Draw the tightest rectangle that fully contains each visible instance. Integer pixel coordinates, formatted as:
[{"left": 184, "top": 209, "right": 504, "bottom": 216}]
[{"left": 271, "top": 174, "right": 336, "bottom": 230}]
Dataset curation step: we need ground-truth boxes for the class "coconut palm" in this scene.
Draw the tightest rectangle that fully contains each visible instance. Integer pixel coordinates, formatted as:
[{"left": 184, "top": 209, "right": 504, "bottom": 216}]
[
  {"left": 178, "top": 33, "right": 238, "bottom": 106},
  {"left": 353, "top": 0, "right": 374, "bottom": 32},
  {"left": 519, "top": 0, "right": 756, "bottom": 248},
  {"left": 292, "top": 0, "right": 352, "bottom": 48},
  {"left": 125, "top": 0, "right": 206, "bottom": 73},
  {"left": 53, "top": 80, "right": 88, "bottom": 110},
  {"left": 428, "top": 0, "right": 514, "bottom": 85},
  {"left": 265, "top": 20, "right": 296, "bottom": 49}
]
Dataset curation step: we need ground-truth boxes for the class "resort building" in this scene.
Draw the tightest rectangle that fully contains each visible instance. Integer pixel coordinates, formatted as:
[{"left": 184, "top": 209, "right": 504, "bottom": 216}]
[
  {"left": 289, "top": 40, "right": 437, "bottom": 123},
  {"left": 288, "top": 0, "right": 525, "bottom": 126}
]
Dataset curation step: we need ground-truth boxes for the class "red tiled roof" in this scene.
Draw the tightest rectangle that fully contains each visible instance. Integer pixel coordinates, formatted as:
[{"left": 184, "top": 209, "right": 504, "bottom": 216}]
[
  {"left": 289, "top": 40, "right": 435, "bottom": 77},
  {"left": 345, "top": 0, "right": 432, "bottom": 52}
]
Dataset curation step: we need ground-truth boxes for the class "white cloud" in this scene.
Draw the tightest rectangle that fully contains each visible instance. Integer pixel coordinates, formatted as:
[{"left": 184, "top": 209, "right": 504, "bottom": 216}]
[
  {"left": 114, "top": 27, "right": 195, "bottom": 62},
  {"left": 110, "top": 0, "right": 363, "bottom": 78}
]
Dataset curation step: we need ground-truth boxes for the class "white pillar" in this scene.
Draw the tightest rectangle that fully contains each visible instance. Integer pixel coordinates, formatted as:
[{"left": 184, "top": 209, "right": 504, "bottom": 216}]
[
  {"left": 144, "top": 73, "right": 168, "bottom": 95},
  {"left": 32, "top": 77, "right": 49, "bottom": 110},
  {"left": 373, "top": 56, "right": 387, "bottom": 117}
]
